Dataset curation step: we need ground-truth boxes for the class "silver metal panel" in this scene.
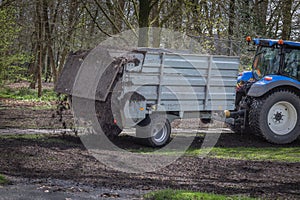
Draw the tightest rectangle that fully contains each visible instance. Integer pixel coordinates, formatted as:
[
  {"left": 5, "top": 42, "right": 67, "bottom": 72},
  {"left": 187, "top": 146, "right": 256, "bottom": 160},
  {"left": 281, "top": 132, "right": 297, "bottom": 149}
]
[
  {"left": 123, "top": 51, "right": 239, "bottom": 112},
  {"left": 127, "top": 75, "right": 237, "bottom": 87},
  {"left": 152, "top": 100, "right": 235, "bottom": 112},
  {"left": 123, "top": 85, "right": 235, "bottom": 101}
]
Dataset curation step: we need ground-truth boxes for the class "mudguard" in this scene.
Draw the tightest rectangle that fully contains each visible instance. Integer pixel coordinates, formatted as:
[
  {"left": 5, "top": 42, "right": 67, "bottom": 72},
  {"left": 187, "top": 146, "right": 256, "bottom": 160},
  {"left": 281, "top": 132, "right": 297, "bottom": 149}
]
[
  {"left": 237, "top": 71, "right": 253, "bottom": 83},
  {"left": 247, "top": 75, "right": 300, "bottom": 97}
]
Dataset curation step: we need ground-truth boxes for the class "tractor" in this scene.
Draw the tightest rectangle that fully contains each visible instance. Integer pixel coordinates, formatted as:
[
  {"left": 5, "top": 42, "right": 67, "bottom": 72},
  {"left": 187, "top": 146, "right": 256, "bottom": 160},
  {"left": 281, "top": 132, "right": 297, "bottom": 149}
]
[{"left": 225, "top": 38, "right": 300, "bottom": 144}]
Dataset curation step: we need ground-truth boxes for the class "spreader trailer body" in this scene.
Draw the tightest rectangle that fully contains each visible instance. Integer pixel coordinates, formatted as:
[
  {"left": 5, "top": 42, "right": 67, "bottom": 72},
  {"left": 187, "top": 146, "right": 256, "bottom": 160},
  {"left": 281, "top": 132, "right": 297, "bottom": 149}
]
[{"left": 56, "top": 47, "right": 239, "bottom": 147}]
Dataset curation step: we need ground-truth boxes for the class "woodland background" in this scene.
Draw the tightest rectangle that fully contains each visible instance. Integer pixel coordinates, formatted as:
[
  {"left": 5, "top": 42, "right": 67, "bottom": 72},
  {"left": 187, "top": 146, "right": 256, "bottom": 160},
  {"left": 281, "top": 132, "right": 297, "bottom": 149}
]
[{"left": 0, "top": 0, "right": 299, "bottom": 96}]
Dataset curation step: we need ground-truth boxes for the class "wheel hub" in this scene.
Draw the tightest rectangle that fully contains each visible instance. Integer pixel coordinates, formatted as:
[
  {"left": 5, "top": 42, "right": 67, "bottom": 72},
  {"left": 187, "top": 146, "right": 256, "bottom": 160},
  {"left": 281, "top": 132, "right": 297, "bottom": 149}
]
[
  {"left": 267, "top": 101, "right": 297, "bottom": 136},
  {"left": 273, "top": 112, "right": 284, "bottom": 122},
  {"left": 152, "top": 123, "right": 167, "bottom": 143}
]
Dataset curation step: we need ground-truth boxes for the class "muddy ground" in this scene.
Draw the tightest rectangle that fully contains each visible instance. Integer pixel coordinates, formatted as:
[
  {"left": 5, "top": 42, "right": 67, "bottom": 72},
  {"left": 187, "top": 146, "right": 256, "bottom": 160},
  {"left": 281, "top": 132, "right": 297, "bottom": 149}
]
[{"left": 0, "top": 98, "right": 300, "bottom": 199}]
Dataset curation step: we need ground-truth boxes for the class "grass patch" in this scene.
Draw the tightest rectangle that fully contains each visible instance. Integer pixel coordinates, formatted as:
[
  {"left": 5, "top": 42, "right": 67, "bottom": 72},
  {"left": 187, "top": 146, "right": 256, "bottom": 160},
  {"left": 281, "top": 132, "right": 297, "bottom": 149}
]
[
  {"left": 0, "top": 174, "right": 9, "bottom": 185},
  {"left": 144, "top": 189, "right": 257, "bottom": 200},
  {"left": 0, "top": 86, "right": 58, "bottom": 102},
  {"left": 127, "top": 147, "right": 300, "bottom": 163},
  {"left": 0, "top": 104, "right": 55, "bottom": 110},
  {"left": 0, "top": 134, "right": 46, "bottom": 140},
  {"left": 188, "top": 147, "right": 300, "bottom": 163}
]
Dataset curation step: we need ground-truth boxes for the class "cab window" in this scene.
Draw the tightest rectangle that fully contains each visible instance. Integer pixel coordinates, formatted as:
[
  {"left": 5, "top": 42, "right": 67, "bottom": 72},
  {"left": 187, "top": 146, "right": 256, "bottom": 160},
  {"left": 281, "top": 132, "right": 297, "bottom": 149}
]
[{"left": 283, "top": 49, "right": 300, "bottom": 80}]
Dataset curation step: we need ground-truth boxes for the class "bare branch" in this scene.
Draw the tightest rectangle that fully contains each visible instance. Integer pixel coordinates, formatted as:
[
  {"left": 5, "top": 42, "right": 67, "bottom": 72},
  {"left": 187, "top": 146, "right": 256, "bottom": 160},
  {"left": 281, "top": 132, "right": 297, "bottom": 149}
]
[
  {"left": 149, "top": 0, "right": 165, "bottom": 25},
  {"left": 292, "top": 1, "right": 300, "bottom": 16},
  {"left": 80, "top": 0, "right": 112, "bottom": 37},
  {"left": 94, "top": 0, "right": 121, "bottom": 33},
  {"left": 159, "top": 1, "right": 180, "bottom": 26},
  {"left": 130, "top": 0, "right": 139, "bottom": 21},
  {"left": 0, "top": 0, "right": 15, "bottom": 9},
  {"left": 115, "top": 1, "right": 138, "bottom": 37},
  {"left": 149, "top": 0, "right": 160, "bottom": 10}
]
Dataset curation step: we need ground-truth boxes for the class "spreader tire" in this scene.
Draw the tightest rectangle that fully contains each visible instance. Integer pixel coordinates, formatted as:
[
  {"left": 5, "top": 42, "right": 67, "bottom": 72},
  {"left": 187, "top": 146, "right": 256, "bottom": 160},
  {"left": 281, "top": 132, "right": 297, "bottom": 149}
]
[{"left": 136, "top": 113, "right": 171, "bottom": 147}]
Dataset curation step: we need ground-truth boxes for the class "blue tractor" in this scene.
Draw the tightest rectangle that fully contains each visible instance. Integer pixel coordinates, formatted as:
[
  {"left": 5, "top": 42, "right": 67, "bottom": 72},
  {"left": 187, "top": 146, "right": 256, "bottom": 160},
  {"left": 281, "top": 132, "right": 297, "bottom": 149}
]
[{"left": 225, "top": 38, "right": 300, "bottom": 144}]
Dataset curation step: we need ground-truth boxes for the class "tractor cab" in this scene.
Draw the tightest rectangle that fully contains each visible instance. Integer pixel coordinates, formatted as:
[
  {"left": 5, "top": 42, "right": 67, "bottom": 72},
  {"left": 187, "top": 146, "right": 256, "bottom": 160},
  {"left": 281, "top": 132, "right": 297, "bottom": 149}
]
[{"left": 251, "top": 38, "right": 300, "bottom": 81}]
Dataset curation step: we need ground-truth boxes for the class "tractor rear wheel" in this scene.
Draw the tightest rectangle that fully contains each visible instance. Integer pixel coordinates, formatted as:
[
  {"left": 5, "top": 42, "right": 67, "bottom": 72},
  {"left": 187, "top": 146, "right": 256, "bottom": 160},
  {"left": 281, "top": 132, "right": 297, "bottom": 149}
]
[{"left": 249, "top": 90, "right": 300, "bottom": 144}]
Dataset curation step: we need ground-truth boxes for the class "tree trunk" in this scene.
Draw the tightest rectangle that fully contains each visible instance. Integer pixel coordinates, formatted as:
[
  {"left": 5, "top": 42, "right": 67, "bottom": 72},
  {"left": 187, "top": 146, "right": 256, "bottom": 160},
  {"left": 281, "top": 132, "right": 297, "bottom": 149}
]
[
  {"left": 253, "top": 0, "right": 268, "bottom": 36},
  {"left": 151, "top": 1, "right": 160, "bottom": 48},
  {"left": 45, "top": 51, "right": 51, "bottom": 82},
  {"left": 58, "top": 48, "right": 68, "bottom": 76},
  {"left": 57, "top": 0, "right": 79, "bottom": 76},
  {"left": 228, "top": 0, "right": 235, "bottom": 55},
  {"left": 138, "top": 0, "right": 151, "bottom": 47},
  {"left": 266, "top": 2, "right": 281, "bottom": 38},
  {"left": 29, "top": 43, "right": 38, "bottom": 89},
  {"left": 35, "top": 0, "right": 43, "bottom": 97},
  {"left": 37, "top": 44, "right": 43, "bottom": 97},
  {"left": 42, "top": 0, "right": 58, "bottom": 84},
  {"left": 282, "top": 0, "right": 293, "bottom": 40}
]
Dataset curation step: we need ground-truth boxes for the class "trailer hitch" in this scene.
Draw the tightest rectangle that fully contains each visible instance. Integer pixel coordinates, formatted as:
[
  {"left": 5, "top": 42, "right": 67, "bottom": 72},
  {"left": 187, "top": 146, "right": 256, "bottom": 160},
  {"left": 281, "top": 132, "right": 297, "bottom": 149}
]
[
  {"left": 224, "top": 110, "right": 246, "bottom": 118},
  {"left": 224, "top": 109, "right": 248, "bottom": 132}
]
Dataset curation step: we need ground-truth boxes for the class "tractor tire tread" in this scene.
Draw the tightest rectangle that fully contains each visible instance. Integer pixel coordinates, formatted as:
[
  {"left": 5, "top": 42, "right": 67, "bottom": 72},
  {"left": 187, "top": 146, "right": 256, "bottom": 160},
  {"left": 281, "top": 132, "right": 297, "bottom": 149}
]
[{"left": 249, "top": 89, "right": 300, "bottom": 144}]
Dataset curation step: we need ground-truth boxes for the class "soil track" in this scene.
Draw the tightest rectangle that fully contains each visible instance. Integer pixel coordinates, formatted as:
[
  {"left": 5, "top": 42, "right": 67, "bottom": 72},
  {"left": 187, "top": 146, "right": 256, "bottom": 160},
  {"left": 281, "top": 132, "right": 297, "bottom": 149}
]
[{"left": 0, "top": 99, "right": 300, "bottom": 199}]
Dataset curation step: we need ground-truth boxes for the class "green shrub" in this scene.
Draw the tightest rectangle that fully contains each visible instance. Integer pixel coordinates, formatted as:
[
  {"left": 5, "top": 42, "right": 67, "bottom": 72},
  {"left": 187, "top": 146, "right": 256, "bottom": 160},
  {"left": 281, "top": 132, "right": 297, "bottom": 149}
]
[
  {"left": 0, "top": 87, "right": 58, "bottom": 101},
  {"left": 0, "top": 174, "right": 8, "bottom": 185}
]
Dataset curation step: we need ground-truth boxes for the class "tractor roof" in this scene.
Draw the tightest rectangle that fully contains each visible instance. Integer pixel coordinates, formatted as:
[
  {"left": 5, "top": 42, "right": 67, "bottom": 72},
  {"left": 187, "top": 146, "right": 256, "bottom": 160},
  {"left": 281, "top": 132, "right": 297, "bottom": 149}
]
[{"left": 253, "top": 38, "right": 300, "bottom": 48}]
